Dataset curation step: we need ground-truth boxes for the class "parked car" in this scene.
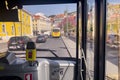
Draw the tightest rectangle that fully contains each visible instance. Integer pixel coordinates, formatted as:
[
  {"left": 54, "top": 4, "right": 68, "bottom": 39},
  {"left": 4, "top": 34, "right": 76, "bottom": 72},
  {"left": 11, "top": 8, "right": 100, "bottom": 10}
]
[
  {"left": 8, "top": 36, "right": 32, "bottom": 50},
  {"left": 36, "top": 35, "right": 46, "bottom": 43},
  {"left": 106, "top": 34, "right": 120, "bottom": 48},
  {"left": 44, "top": 34, "right": 49, "bottom": 39},
  {"left": 44, "top": 31, "right": 51, "bottom": 37}
]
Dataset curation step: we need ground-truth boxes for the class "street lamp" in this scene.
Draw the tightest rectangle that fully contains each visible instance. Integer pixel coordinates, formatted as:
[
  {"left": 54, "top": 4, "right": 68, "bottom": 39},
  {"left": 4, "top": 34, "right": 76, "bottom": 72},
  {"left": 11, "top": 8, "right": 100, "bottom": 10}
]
[{"left": 64, "top": 6, "right": 69, "bottom": 37}]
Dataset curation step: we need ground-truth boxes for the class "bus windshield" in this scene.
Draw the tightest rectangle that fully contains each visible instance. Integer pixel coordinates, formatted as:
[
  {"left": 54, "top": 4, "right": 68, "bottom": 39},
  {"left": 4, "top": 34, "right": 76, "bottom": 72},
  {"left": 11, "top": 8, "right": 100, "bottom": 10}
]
[
  {"left": 53, "top": 29, "right": 60, "bottom": 32},
  {"left": 0, "top": 4, "right": 77, "bottom": 58}
]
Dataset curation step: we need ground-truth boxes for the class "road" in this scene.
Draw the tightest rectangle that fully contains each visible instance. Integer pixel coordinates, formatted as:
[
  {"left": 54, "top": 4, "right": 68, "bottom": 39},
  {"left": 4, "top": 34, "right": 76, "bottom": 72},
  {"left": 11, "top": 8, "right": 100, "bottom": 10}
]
[
  {"left": 0, "top": 36, "right": 118, "bottom": 79},
  {"left": 35, "top": 37, "right": 73, "bottom": 57},
  {"left": 0, "top": 43, "right": 7, "bottom": 52},
  {"left": 0, "top": 37, "right": 75, "bottom": 58},
  {"left": 0, "top": 36, "right": 119, "bottom": 65}
]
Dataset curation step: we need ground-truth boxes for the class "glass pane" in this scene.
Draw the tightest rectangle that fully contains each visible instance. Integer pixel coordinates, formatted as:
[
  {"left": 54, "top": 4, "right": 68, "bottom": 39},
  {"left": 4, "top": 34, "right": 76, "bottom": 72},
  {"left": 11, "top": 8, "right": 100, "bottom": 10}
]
[
  {"left": 0, "top": 4, "right": 77, "bottom": 58},
  {"left": 87, "top": 0, "right": 95, "bottom": 79},
  {"left": 106, "top": 0, "right": 120, "bottom": 80},
  {"left": 24, "top": 4, "right": 76, "bottom": 58}
]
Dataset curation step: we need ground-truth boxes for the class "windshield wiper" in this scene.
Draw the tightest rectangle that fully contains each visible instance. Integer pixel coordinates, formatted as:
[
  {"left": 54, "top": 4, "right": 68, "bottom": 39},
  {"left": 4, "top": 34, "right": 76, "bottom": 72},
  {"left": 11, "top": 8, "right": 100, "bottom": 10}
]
[{"left": 36, "top": 49, "right": 59, "bottom": 57}]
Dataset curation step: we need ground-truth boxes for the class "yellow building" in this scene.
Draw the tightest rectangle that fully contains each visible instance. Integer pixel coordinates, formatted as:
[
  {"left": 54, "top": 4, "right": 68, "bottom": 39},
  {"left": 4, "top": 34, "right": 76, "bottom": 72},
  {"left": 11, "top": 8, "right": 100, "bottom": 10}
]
[
  {"left": 107, "top": 4, "right": 120, "bottom": 34},
  {"left": 0, "top": 9, "right": 32, "bottom": 40}
]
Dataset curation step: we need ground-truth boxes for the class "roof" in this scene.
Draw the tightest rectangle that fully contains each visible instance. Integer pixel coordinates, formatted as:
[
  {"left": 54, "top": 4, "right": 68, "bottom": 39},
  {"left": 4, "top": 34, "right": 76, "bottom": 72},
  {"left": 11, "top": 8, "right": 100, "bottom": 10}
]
[
  {"left": 55, "top": 14, "right": 65, "bottom": 19},
  {"left": 33, "top": 15, "right": 41, "bottom": 20}
]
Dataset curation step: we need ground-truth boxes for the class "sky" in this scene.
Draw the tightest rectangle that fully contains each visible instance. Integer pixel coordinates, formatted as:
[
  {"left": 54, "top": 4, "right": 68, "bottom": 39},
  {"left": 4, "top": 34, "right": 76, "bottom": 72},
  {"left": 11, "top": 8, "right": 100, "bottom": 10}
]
[
  {"left": 23, "top": 4, "right": 76, "bottom": 16},
  {"left": 108, "top": 0, "right": 120, "bottom": 3},
  {"left": 23, "top": 0, "right": 120, "bottom": 16}
]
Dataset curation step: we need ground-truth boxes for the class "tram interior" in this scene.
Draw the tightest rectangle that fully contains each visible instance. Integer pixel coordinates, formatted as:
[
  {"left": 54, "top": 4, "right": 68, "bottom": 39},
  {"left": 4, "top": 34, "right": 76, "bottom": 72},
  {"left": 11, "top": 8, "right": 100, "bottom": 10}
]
[{"left": 0, "top": 0, "right": 119, "bottom": 80}]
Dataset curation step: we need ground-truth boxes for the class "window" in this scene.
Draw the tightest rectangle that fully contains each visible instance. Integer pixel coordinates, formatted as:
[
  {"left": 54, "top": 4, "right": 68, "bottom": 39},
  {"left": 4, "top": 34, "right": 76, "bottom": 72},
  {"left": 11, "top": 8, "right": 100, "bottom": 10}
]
[
  {"left": 106, "top": 1, "right": 120, "bottom": 80},
  {"left": 12, "top": 26, "right": 15, "bottom": 35},
  {"left": 18, "top": 27, "right": 21, "bottom": 33},
  {"left": 87, "top": 0, "right": 95, "bottom": 79},
  {"left": 2, "top": 24, "right": 6, "bottom": 33}
]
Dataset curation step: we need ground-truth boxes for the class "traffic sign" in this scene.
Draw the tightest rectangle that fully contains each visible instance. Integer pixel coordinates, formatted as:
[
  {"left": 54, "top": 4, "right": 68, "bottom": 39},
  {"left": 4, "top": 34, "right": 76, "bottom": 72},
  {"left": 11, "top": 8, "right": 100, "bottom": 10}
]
[{"left": 24, "top": 73, "right": 32, "bottom": 80}]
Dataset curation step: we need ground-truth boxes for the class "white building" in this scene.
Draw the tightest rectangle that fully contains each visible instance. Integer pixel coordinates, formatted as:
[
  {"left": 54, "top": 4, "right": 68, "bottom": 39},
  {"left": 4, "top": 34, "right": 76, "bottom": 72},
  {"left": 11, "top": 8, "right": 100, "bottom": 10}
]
[{"left": 32, "top": 13, "right": 51, "bottom": 35}]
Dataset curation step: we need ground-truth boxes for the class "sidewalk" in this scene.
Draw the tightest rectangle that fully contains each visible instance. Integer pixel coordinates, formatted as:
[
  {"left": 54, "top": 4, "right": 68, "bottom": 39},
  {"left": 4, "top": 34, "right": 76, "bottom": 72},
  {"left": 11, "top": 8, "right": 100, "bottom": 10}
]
[
  {"left": 62, "top": 36, "right": 118, "bottom": 80},
  {"left": 62, "top": 36, "right": 76, "bottom": 58},
  {"left": 0, "top": 39, "right": 8, "bottom": 43},
  {"left": 106, "top": 61, "right": 118, "bottom": 80}
]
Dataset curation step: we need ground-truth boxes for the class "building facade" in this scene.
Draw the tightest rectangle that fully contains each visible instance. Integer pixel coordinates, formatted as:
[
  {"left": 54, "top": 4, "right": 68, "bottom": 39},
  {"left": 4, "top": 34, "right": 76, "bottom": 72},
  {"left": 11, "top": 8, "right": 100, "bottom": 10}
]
[
  {"left": 0, "top": 9, "right": 32, "bottom": 40},
  {"left": 107, "top": 4, "right": 120, "bottom": 35},
  {"left": 32, "top": 13, "right": 51, "bottom": 35}
]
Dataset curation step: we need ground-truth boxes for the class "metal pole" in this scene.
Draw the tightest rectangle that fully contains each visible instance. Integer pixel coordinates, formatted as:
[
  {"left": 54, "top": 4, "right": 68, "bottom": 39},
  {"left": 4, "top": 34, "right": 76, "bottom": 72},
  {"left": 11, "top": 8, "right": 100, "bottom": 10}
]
[
  {"left": 20, "top": 9, "right": 22, "bottom": 37},
  {"left": 13, "top": 22, "right": 17, "bottom": 47},
  {"left": 66, "top": 7, "right": 68, "bottom": 37},
  {"left": 14, "top": 22, "right": 16, "bottom": 37},
  {"left": 94, "top": 0, "right": 106, "bottom": 80},
  {"left": 81, "top": 0, "right": 87, "bottom": 80},
  {"left": 75, "top": 1, "right": 80, "bottom": 80}
]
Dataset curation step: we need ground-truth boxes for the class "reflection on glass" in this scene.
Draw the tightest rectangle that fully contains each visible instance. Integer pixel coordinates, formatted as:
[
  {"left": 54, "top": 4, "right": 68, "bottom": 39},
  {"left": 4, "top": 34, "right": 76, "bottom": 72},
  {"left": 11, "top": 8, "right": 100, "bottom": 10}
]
[{"left": 87, "top": 0, "right": 95, "bottom": 79}]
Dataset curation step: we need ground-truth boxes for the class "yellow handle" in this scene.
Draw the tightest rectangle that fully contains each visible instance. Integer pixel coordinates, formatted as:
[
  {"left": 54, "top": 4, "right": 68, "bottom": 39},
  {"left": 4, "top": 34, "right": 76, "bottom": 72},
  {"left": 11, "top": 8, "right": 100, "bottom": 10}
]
[{"left": 26, "top": 49, "right": 36, "bottom": 61}]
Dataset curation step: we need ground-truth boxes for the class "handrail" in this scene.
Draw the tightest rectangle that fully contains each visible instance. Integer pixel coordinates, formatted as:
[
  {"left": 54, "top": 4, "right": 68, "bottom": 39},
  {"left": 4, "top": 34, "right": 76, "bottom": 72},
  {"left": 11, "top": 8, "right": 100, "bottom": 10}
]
[
  {"left": 80, "top": 48, "right": 92, "bottom": 80},
  {"left": 81, "top": 48, "right": 116, "bottom": 80}
]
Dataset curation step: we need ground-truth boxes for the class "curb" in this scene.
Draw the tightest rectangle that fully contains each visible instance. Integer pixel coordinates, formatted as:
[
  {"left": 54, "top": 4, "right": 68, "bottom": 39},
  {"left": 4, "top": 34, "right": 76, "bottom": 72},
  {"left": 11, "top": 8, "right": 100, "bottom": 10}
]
[
  {"left": 0, "top": 40, "right": 8, "bottom": 43},
  {"left": 61, "top": 36, "right": 76, "bottom": 57},
  {"left": 106, "top": 61, "right": 118, "bottom": 80}
]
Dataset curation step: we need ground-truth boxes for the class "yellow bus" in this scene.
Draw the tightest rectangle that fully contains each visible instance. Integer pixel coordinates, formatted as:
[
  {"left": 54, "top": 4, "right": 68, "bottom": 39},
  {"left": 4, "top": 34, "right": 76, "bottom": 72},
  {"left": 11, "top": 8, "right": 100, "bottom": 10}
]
[{"left": 51, "top": 28, "right": 61, "bottom": 38}]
